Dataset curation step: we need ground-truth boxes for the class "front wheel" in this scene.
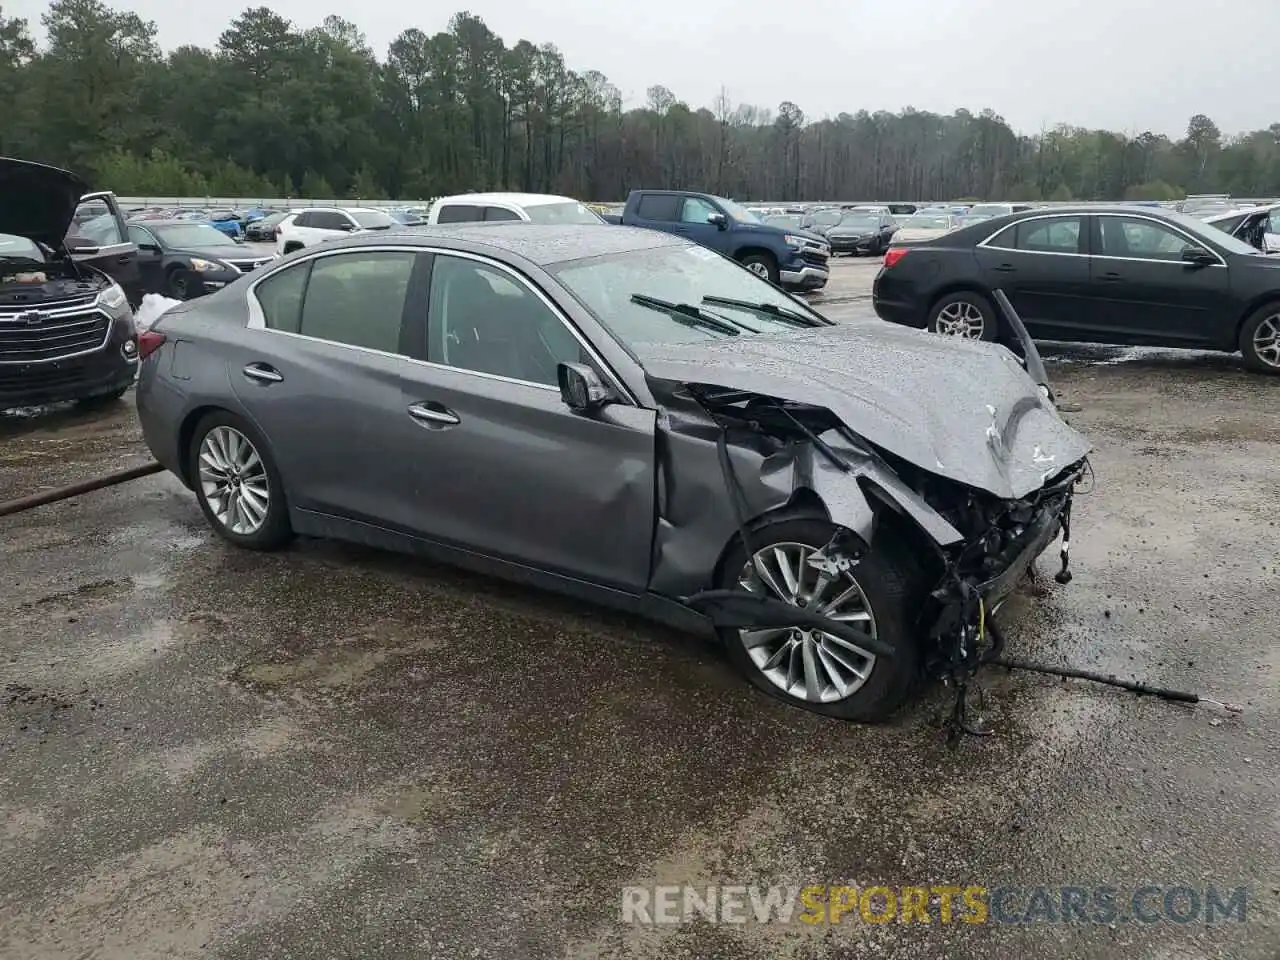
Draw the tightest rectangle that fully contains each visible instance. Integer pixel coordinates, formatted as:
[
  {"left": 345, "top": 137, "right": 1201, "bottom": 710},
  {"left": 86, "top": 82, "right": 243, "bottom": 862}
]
[
  {"left": 166, "top": 269, "right": 192, "bottom": 300},
  {"left": 188, "top": 411, "right": 293, "bottom": 550},
  {"left": 716, "top": 517, "right": 925, "bottom": 722},
  {"left": 1239, "top": 303, "right": 1280, "bottom": 373},
  {"left": 927, "top": 291, "right": 998, "bottom": 341},
  {"left": 740, "top": 253, "right": 779, "bottom": 285}
]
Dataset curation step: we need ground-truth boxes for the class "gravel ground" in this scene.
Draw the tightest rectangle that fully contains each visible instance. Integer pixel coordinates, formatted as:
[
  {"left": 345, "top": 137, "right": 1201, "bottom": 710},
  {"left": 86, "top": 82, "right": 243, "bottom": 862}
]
[{"left": 0, "top": 257, "right": 1276, "bottom": 959}]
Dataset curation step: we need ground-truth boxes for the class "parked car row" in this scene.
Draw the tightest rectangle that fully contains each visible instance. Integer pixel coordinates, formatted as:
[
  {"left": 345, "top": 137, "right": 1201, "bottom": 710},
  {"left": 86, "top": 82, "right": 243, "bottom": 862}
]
[{"left": 872, "top": 205, "right": 1280, "bottom": 373}]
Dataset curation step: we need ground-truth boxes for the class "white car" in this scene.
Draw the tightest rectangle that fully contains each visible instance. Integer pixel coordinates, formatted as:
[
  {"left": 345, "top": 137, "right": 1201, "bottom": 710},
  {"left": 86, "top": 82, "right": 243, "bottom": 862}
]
[
  {"left": 892, "top": 213, "right": 961, "bottom": 243},
  {"left": 426, "top": 193, "right": 604, "bottom": 225},
  {"left": 275, "top": 207, "right": 398, "bottom": 254}
]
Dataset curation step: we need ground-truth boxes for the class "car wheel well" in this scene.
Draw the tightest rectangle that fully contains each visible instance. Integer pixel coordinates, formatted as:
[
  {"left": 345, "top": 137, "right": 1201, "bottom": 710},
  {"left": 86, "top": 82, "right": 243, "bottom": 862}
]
[
  {"left": 1236, "top": 295, "right": 1280, "bottom": 341},
  {"left": 735, "top": 247, "right": 776, "bottom": 267},
  {"left": 176, "top": 405, "right": 226, "bottom": 487},
  {"left": 927, "top": 283, "right": 994, "bottom": 315},
  {"left": 283, "top": 241, "right": 303, "bottom": 253}
]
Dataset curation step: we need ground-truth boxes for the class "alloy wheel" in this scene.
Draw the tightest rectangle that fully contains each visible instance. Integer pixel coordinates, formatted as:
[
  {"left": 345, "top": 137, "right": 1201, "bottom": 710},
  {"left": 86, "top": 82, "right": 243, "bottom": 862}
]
[
  {"left": 1253, "top": 313, "right": 1280, "bottom": 369},
  {"left": 747, "top": 261, "right": 771, "bottom": 279},
  {"left": 934, "top": 300, "right": 986, "bottom": 338},
  {"left": 198, "top": 426, "right": 270, "bottom": 535},
  {"left": 737, "top": 542, "right": 878, "bottom": 703}
]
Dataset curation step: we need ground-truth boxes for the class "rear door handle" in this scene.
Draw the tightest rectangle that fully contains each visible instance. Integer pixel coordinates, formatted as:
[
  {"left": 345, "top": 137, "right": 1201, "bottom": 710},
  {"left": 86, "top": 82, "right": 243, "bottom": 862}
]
[
  {"left": 1100, "top": 271, "right": 1123, "bottom": 281},
  {"left": 117, "top": 255, "right": 133, "bottom": 264},
  {"left": 242, "top": 363, "right": 283, "bottom": 383},
  {"left": 408, "top": 401, "right": 461, "bottom": 427},
  {"left": 993, "top": 264, "right": 1016, "bottom": 273}
]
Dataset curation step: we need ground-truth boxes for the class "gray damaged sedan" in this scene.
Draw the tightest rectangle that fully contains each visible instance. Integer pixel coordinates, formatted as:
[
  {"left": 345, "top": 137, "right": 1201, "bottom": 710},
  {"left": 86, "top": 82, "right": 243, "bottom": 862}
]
[{"left": 136, "top": 225, "right": 1091, "bottom": 722}]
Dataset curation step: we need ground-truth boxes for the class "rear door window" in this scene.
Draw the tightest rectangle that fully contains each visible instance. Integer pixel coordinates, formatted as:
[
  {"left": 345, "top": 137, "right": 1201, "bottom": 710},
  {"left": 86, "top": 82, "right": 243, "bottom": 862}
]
[
  {"left": 635, "top": 194, "right": 681, "bottom": 221},
  {"left": 298, "top": 251, "right": 418, "bottom": 353},
  {"left": 437, "top": 204, "right": 482, "bottom": 224},
  {"left": 483, "top": 206, "right": 522, "bottom": 222},
  {"left": 254, "top": 262, "right": 311, "bottom": 334}
]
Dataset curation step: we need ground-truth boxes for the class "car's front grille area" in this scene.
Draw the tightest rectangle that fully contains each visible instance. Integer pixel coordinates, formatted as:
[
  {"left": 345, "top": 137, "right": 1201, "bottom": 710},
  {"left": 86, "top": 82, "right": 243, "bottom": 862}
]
[
  {"left": 0, "top": 298, "right": 112, "bottom": 364},
  {"left": 801, "top": 248, "right": 830, "bottom": 267},
  {"left": 0, "top": 361, "right": 90, "bottom": 394},
  {"left": 226, "top": 259, "right": 273, "bottom": 273}
]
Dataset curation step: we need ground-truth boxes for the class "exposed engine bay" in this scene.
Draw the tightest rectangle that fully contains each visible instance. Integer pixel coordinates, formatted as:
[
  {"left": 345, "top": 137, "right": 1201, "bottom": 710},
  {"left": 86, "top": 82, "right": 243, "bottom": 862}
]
[{"left": 0, "top": 252, "right": 109, "bottom": 307}]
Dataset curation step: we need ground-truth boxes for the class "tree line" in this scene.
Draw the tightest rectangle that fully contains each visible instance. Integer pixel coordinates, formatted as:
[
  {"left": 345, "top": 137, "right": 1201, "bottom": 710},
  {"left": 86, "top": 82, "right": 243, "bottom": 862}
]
[{"left": 3, "top": 0, "right": 1279, "bottom": 202}]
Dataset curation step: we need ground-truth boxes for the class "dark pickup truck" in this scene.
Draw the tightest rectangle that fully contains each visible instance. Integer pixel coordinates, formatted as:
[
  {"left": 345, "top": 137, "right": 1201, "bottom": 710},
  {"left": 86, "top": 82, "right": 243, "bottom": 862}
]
[{"left": 603, "top": 190, "right": 830, "bottom": 291}]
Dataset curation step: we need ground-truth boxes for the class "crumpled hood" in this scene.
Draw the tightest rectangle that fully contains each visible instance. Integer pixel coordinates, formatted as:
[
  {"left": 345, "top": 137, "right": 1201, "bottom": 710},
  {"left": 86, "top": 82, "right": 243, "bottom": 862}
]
[
  {"left": 636, "top": 322, "right": 1091, "bottom": 500},
  {"left": 0, "top": 157, "right": 87, "bottom": 250}
]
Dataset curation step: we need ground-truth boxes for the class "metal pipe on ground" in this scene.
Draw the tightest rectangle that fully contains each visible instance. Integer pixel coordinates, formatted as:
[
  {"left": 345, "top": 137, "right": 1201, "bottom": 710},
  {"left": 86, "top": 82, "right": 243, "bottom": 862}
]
[{"left": 0, "top": 461, "right": 164, "bottom": 518}]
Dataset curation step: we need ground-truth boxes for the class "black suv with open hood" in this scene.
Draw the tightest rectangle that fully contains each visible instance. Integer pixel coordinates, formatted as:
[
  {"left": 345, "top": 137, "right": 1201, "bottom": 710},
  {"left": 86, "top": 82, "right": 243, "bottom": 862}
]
[{"left": 0, "top": 157, "right": 140, "bottom": 409}]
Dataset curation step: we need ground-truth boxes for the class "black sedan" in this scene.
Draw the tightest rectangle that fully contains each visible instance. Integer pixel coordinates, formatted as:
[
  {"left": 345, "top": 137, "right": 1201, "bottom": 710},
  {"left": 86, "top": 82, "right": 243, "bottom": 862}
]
[
  {"left": 126, "top": 220, "right": 277, "bottom": 299},
  {"left": 873, "top": 205, "right": 1280, "bottom": 373},
  {"left": 824, "top": 213, "right": 898, "bottom": 256}
]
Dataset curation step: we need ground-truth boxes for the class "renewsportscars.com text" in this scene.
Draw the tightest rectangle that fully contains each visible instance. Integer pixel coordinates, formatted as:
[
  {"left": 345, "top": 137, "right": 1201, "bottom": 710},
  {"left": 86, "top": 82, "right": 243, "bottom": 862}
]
[{"left": 621, "top": 884, "right": 1249, "bottom": 926}]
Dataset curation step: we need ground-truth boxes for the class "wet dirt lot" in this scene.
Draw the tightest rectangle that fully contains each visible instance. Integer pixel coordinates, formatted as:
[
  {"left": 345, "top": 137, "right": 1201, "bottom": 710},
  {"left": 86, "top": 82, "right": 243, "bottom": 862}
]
[{"left": 1, "top": 258, "right": 1277, "bottom": 959}]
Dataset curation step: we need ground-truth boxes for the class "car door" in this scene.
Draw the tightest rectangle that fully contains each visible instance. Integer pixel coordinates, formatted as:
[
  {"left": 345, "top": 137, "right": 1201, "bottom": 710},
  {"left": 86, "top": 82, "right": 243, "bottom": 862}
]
[
  {"left": 126, "top": 224, "right": 164, "bottom": 294},
  {"left": 67, "top": 192, "right": 142, "bottom": 305},
  {"left": 974, "top": 214, "right": 1090, "bottom": 339},
  {"left": 230, "top": 247, "right": 431, "bottom": 527},
  {"left": 1089, "top": 214, "right": 1233, "bottom": 345},
  {"left": 676, "top": 196, "right": 726, "bottom": 249},
  {"left": 627, "top": 193, "right": 682, "bottom": 236},
  {"left": 395, "top": 251, "right": 657, "bottom": 591}
]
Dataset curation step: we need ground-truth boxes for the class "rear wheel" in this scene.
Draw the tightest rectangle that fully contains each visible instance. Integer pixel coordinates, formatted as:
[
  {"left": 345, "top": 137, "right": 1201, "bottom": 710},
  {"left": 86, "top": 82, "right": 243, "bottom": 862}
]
[
  {"left": 927, "top": 291, "right": 998, "bottom": 341},
  {"left": 740, "top": 252, "right": 779, "bottom": 284},
  {"left": 716, "top": 516, "right": 925, "bottom": 722},
  {"left": 1239, "top": 303, "right": 1280, "bottom": 374},
  {"left": 187, "top": 411, "right": 292, "bottom": 550}
]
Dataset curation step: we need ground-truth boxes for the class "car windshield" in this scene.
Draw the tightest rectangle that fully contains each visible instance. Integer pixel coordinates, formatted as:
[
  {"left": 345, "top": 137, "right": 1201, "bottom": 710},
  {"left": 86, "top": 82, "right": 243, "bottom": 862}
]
[
  {"left": 0, "top": 233, "right": 42, "bottom": 260},
  {"left": 764, "top": 215, "right": 802, "bottom": 228},
  {"left": 1164, "top": 211, "right": 1261, "bottom": 256},
  {"left": 524, "top": 201, "right": 604, "bottom": 225},
  {"left": 808, "top": 210, "right": 842, "bottom": 227},
  {"left": 967, "top": 205, "right": 1010, "bottom": 217},
  {"left": 900, "top": 216, "right": 951, "bottom": 229},
  {"left": 551, "top": 243, "right": 830, "bottom": 345},
  {"left": 835, "top": 215, "right": 879, "bottom": 229},
  {"left": 153, "top": 224, "right": 238, "bottom": 247},
  {"left": 719, "top": 198, "right": 761, "bottom": 224},
  {"left": 350, "top": 210, "right": 396, "bottom": 228}
]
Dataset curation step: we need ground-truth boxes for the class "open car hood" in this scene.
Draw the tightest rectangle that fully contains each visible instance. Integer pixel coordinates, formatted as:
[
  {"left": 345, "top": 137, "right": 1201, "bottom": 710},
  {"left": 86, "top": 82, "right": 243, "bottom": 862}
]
[
  {"left": 0, "top": 157, "right": 88, "bottom": 249},
  {"left": 636, "top": 323, "right": 1091, "bottom": 500}
]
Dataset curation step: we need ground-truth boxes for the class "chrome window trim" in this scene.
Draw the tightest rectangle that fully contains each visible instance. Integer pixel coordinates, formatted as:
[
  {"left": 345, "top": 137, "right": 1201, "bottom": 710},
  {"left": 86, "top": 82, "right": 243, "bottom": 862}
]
[
  {"left": 244, "top": 244, "right": 638, "bottom": 404},
  {"left": 1091, "top": 212, "right": 1227, "bottom": 267},
  {"left": 978, "top": 213, "right": 1087, "bottom": 256},
  {"left": 979, "top": 211, "right": 1228, "bottom": 266}
]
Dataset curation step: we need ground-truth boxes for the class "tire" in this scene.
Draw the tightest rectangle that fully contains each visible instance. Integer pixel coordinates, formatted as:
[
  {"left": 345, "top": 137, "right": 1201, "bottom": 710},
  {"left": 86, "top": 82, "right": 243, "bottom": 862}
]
[
  {"left": 166, "top": 268, "right": 192, "bottom": 300},
  {"left": 716, "top": 516, "right": 926, "bottom": 722},
  {"left": 77, "top": 386, "right": 129, "bottom": 408},
  {"left": 740, "top": 252, "right": 779, "bottom": 285},
  {"left": 927, "top": 291, "right": 998, "bottom": 342},
  {"left": 1238, "top": 303, "right": 1280, "bottom": 374},
  {"left": 187, "top": 411, "right": 292, "bottom": 550}
]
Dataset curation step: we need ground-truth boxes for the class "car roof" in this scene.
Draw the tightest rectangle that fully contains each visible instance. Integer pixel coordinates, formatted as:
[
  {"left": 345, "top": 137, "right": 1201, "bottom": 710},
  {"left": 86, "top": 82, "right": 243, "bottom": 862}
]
[
  {"left": 129, "top": 219, "right": 226, "bottom": 228},
  {"left": 308, "top": 223, "right": 682, "bottom": 266},
  {"left": 294, "top": 206, "right": 386, "bottom": 214},
  {"left": 432, "top": 193, "right": 578, "bottom": 208}
]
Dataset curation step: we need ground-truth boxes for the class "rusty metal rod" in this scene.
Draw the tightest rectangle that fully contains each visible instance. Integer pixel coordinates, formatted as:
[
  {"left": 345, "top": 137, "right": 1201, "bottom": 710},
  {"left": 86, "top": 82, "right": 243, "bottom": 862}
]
[{"left": 0, "top": 461, "right": 164, "bottom": 518}]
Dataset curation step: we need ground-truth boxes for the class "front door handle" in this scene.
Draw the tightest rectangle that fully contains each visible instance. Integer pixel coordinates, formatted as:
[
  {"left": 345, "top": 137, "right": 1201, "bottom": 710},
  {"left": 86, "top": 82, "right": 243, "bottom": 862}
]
[
  {"left": 242, "top": 363, "right": 283, "bottom": 383},
  {"left": 1100, "top": 271, "right": 1123, "bottom": 282},
  {"left": 408, "top": 401, "right": 461, "bottom": 427},
  {"left": 993, "top": 264, "right": 1016, "bottom": 273}
]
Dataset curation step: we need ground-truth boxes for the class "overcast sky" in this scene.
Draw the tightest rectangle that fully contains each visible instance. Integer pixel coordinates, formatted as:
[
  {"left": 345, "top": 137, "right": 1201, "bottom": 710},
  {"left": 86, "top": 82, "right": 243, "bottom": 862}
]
[{"left": 11, "top": 0, "right": 1279, "bottom": 137}]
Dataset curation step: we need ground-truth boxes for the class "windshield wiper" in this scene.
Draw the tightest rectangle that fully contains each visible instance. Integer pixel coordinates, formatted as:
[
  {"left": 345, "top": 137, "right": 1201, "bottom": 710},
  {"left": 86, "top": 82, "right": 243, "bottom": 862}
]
[
  {"left": 701, "top": 295, "right": 825, "bottom": 328},
  {"left": 629, "top": 294, "right": 745, "bottom": 336}
]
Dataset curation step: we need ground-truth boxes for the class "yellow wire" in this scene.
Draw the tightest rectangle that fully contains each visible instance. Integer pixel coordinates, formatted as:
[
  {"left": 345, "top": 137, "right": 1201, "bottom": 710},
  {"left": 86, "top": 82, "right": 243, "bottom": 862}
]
[{"left": 977, "top": 596, "right": 986, "bottom": 643}]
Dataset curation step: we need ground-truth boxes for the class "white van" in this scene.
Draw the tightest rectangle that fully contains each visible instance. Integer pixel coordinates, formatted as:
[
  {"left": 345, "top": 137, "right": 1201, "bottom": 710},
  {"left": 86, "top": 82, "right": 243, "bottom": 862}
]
[{"left": 426, "top": 193, "right": 604, "bottom": 225}]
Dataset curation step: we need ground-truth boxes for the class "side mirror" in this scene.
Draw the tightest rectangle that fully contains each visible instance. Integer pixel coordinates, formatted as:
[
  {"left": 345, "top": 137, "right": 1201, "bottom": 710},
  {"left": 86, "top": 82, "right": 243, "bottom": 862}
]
[
  {"left": 707, "top": 212, "right": 728, "bottom": 229},
  {"left": 1181, "top": 245, "right": 1216, "bottom": 266},
  {"left": 138, "top": 243, "right": 160, "bottom": 253},
  {"left": 557, "top": 362, "right": 610, "bottom": 412}
]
